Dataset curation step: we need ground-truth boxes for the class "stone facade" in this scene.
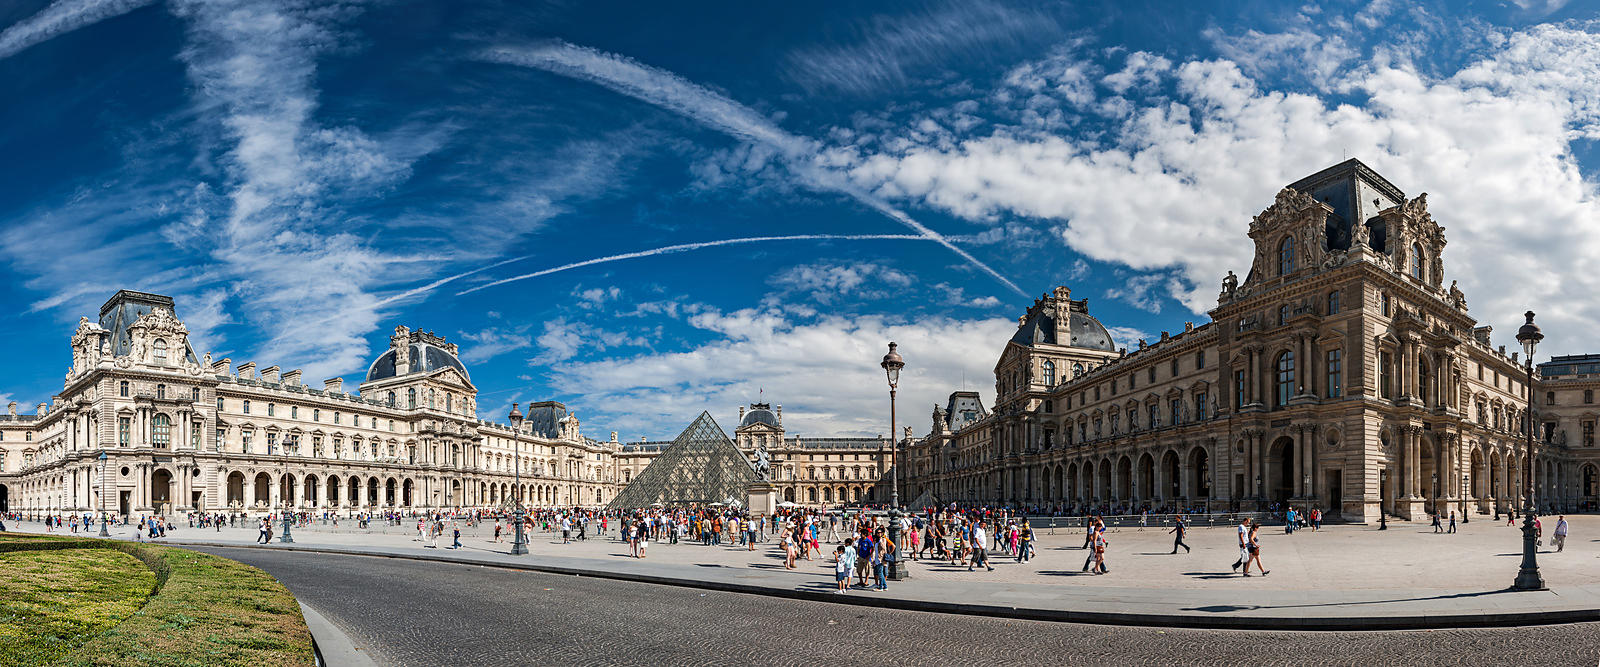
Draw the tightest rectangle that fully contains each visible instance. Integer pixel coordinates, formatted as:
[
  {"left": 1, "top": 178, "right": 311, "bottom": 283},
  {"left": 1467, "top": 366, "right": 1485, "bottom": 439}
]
[
  {"left": 906, "top": 159, "right": 1589, "bottom": 522},
  {"left": 0, "top": 290, "right": 621, "bottom": 516}
]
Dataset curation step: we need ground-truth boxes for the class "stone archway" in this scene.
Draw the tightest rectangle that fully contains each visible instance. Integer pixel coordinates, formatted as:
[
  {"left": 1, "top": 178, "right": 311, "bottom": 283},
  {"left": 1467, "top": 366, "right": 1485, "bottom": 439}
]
[
  {"left": 253, "top": 472, "right": 271, "bottom": 507},
  {"left": 326, "top": 476, "right": 341, "bottom": 507},
  {"left": 1136, "top": 453, "right": 1155, "bottom": 504},
  {"left": 151, "top": 469, "right": 173, "bottom": 512},
  {"left": 1187, "top": 446, "right": 1211, "bottom": 500},
  {"left": 1115, "top": 456, "right": 1133, "bottom": 501},
  {"left": 227, "top": 472, "right": 245, "bottom": 507},
  {"left": 1267, "top": 436, "right": 1295, "bottom": 504}
]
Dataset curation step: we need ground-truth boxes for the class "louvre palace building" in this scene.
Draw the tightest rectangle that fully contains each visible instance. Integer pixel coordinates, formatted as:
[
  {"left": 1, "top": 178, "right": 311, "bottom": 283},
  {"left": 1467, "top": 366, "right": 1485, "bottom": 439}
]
[
  {"left": 0, "top": 290, "right": 624, "bottom": 516},
  {"left": 906, "top": 159, "right": 1600, "bottom": 522}
]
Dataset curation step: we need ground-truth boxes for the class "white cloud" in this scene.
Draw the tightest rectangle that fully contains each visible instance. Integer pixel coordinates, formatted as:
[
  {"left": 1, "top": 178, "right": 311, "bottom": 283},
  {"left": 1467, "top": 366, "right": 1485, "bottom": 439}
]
[
  {"left": 766, "top": 261, "right": 914, "bottom": 305},
  {"left": 477, "top": 41, "right": 1028, "bottom": 298},
  {"left": 1104, "top": 326, "right": 1147, "bottom": 351},
  {"left": 829, "top": 23, "right": 1600, "bottom": 357},
  {"left": 544, "top": 307, "right": 1012, "bottom": 438},
  {"left": 1101, "top": 51, "right": 1171, "bottom": 94},
  {"left": 576, "top": 286, "right": 622, "bottom": 309},
  {"left": 458, "top": 327, "right": 533, "bottom": 364},
  {"left": 783, "top": 0, "right": 1059, "bottom": 96},
  {"left": 0, "top": 0, "right": 154, "bottom": 61}
]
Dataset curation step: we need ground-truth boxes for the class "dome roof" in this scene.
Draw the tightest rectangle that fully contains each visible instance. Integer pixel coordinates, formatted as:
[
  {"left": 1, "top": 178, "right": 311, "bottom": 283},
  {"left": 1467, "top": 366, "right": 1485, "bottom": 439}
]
[
  {"left": 365, "top": 343, "right": 470, "bottom": 383},
  {"left": 741, "top": 407, "right": 778, "bottom": 429},
  {"left": 1009, "top": 309, "right": 1115, "bottom": 352}
]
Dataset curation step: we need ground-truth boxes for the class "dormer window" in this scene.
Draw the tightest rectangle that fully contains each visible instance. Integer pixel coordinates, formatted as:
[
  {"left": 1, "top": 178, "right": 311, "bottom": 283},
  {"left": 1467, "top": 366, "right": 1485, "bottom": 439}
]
[
  {"left": 1279, "top": 236, "right": 1295, "bottom": 276},
  {"left": 1410, "top": 243, "right": 1425, "bottom": 280},
  {"left": 153, "top": 338, "right": 168, "bottom": 362}
]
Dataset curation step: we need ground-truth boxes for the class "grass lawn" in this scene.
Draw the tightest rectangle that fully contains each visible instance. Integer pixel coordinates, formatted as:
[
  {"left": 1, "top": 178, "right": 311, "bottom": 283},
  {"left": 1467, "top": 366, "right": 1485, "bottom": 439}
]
[
  {"left": 0, "top": 548, "right": 155, "bottom": 666},
  {"left": 0, "top": 535, "right": 313, "bottom": 667}
]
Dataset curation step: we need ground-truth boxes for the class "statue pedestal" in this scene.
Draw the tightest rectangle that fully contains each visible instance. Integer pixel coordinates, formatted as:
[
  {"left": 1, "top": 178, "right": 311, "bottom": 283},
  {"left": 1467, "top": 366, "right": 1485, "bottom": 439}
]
[{"left": 746, "top": 482, "right": 777, "bottom": 517}]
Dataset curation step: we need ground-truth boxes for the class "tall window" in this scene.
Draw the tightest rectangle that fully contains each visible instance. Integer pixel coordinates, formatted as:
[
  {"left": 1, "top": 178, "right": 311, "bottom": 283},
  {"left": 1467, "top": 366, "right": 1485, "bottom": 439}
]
[
  {"left": 1328, "top": 291, "right": 1341, "bottom": 314},
  {"left": 243, "top": 400, "right": 250, "bottom": 414},
  {"left": 119, "top": 417, "right": 130, "bottom": 446},
  {"left": 1418, "top": 362, "right": 1431, "bottom": 406},
  {"left": 153, "top": 414, "right": 171, "bottom": 448},
  {"left": 1279, "top": 236, "right": 1295, "bottom": 275},
  {"left": 313, "top": 409, "right": 321, "bottom": 422},
  {"left": 1196, "top": 392, "right": 1208, "bottom": 420},
  {"left": 156, "top": 383, "right": 166, "bottom": 399},
  {"left": 1148, "top": 367, "right": 1156, "bottom": 383},
  {"left": 1171, "top": 398, "right": 1183, "bottom": 424},
  {"left": 1072, "top": 362, "right": 1084, "bottom": 378},
  {"left": 1585, "top": 421, "right": 1595, "bottom": 447},
  {"left": 1381, "top": 293, "right": 1391, "bottom": 317},
  {"left": 1235, "top": 370, "right": 1246, "bottom": 409},
  {"left": 1171, "top": 359, "right": 1180, "bottom": 377},
  {"left": 1196, "top": 350, "right": 1205, "bottom": 369},
  {"left": 1380, "top": 352, "right": 1393, "bottom": 399},
  {"left": 120, "top": 381, "right": 129, "bottom": 397},
  {"left": 290, "top": 406, "right": 298, "bottom": 419},
  {"left": 267, "top": 432, "right": 277, "bottom": 454},
  {"left": 1275, "top": 351, "right": 1295, "bottom": 408},
  {"left": 407, "top": 389, "right": 417, "bottom": 409},
  {"left": 243, "top": 430, "right": 253, "bottom": 454},
  {"left": 1149, "top": 404, "right": 1159, "bottom": 429},
  {"left": 153, "top": 338, "right": 168, "bottom": 362},
  {"left": 1043, "top": 361, "right": 1055, "bottom": 386},
  {"left": 387, "top": 391, "right": 396, "bottom": 408},
  {"left": 1410, "top": 243, "right": 1424, "bottom": 280},
  {"left": 446, "top": 393, "right": 454, "bottom": 413},
  {"left": 1279, "top": 305, "right": 1290, "bottom": 326},
  {"left": 1326, "top": 349, "right": 1343, "bottom": 398},
  {"left": 1547, "top": 391, "right": 1556, "bottom": 405},
  {"left": 191, "top": 422, "right": 201, "bottom": 448},
  {"left": 267, "top": 403, "right": 275, "bottom": 417},
  {"left": 1586, "top": 390, "right": 1595, "bottom": 404}
]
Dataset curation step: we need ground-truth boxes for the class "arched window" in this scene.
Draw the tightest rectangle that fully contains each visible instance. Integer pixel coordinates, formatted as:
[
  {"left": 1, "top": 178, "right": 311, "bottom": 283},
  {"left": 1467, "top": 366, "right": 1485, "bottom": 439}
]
[
  {"left": 1410, "top": 243, "right": 1424, "bottom": 280},
  {"left": 153, "top": 338, "right": 168, "bottom": 362},
  {"left": 387, "top": 391, "right": 395, "bottom": 408},
  {"left": 1072, "top": 362, "right": 1084, "bottom": 378},
  {"left": 446, "top": 393, "right": 454, "bottom": 413},
  {"left": 1042, "top": 361, "right": 1056, "bottom": 386},
  {"left": 1275, "top": 350, "right": 1295, "bottom": 408},
  {"left": 1279, "top": 236, "right": 1295, "bottom": 275},
  {"left": 153, "top": 414, "right": 171, "bottom": 448},
  {"left": 407, "top": 388, "right": 417, "bottom": 409}
]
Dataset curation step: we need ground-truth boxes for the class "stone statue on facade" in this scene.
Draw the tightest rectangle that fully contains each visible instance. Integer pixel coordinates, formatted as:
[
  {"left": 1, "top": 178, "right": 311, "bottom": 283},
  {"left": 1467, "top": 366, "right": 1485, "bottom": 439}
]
[
  {"left": 1221, "top": 271, "right": 1238, "bottom": 300},
  {"left": 1449, "top": 280, "right": 1467, "bottom": 310},
  {"left": 1352, "top": 220, "right": 1370, "bottom": 248}
]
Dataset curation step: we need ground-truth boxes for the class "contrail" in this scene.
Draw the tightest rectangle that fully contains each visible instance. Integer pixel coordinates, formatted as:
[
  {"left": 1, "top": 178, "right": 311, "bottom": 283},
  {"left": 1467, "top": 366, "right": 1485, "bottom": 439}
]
[
  {"left": 478, "top": 42, "right": 1028, "bottom": 298},
  {"left": 457, "top": 234, "right": 932, "bottom": 295},
  {"left": 0, "top": 0, "right": 155, "bottom": 60}
]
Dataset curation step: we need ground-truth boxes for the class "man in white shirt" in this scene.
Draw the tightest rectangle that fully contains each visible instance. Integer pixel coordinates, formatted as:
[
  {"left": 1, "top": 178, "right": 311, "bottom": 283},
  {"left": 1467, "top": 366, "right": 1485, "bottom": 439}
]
[
  {"left": 1553, "top": 515, "right": 1569, "bottom": 552},
  {"left": 970, "top": 523, "right": 994, "bottom": 572},
  {"left": 1232, "top": 519, "right": 1249, "bottom": 571}
]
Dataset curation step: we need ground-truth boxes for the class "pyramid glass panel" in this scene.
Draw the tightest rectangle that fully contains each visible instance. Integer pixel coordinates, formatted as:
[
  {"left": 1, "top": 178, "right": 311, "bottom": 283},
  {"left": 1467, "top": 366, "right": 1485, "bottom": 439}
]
[{"left": 606, "top": 412, "right": 756, "bottom": 510}]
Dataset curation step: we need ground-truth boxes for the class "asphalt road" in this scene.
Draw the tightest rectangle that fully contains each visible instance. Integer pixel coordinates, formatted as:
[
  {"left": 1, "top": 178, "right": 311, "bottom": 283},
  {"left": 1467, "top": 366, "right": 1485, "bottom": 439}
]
[{"left": 192, "top": 546, "right": 1600, "bottom": 667}]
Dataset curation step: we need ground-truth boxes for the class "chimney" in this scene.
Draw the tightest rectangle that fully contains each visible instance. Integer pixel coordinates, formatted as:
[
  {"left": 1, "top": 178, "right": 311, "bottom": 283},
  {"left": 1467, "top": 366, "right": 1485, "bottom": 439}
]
[
  {"left": 610, "top": 431, "right": 618, "bottom": 443},
  {"left": 739, "top": 406, "right": 745, "bottom": 421},
  {"left": 213, "top": 357, "right": 232, "bottom": 375},
  {"left": 282, "top": 369, "right": 302, "bottom": 387},
  {"left": 324, "top": 377, "right": 343, "bottom": 393},
  {"left": 37, "top": 403, "right": 47, "bottom": 416},
  {"left": 776, "top": 405, "right": 782, "bottom": 426},
  {"left": 261, "top": 366, "right": 280, "bottom": 383},
  {"left": 237, "top": 361, "right": 256, "bottom": 379},
  {"left": 6, "top": 401, "right": 15, "bottom": 416}
]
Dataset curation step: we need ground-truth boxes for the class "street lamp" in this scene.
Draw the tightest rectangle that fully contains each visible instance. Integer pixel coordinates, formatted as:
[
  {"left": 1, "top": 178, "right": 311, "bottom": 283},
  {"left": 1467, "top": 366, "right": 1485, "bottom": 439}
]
[
  {"left": 1461, "top": 475, "right": 1469, "bottom": 524},
  {"left": 1513, "top": 311, "right": 1544, "bottom": 591},
  {"left": 279, "top": 444, "right": 294, "bottom": 544},
  {"left": 881, "top": 342, "right": 908, "bottom": 580},
  {"left": 98, "top": 451, "right": 110, "bottom": 537},
  {"left": 1431, "top": 472, "right": 1438, "bottom": 519},
  {"left": 509, "top": 403, "right": 528, "bottom": 556}
]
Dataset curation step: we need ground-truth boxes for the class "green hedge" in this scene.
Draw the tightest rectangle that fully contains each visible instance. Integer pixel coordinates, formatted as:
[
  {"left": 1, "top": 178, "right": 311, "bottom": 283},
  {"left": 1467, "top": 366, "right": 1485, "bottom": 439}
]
[{"left": 0, "top": 534, "right": 313, "bottom": 667}]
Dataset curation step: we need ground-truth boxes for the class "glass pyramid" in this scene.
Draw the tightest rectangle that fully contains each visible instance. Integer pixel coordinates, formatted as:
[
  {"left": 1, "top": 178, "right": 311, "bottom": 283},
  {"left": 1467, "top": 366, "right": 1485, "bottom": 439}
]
[{"left": 606, "top": 411, "right": 757, "bottom": 510}]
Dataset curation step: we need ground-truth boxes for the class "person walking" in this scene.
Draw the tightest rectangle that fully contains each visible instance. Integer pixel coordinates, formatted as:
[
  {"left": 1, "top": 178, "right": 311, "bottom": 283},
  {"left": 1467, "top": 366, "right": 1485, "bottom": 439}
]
[
  {"left": 1447, "top": 512, "right": 1457, "bottom": 534},
  {"left": 452, "top": 524, "right": 462, "bottom": 549},
  {"left": 1169, "top": 515, "right": 1191, "bottom": 554},
  {"left": 1017, "top": 523, "right": 1035, "bottom": 563},
  {"left": 1432, "top": 512, "right": 1443, "bottom": 533},
  {"left": 834, "top": 545, "right": 851, "bottom": 594},
  {"left": 1091, "top": 522, "right": 1108, "bottom": 575},
  {"left": 1553, "top": 515, "right": 1569, "bottom": 552},
  {"left": 1232, "top": 517, "right": 1249, "bottom": 572},
  {"left": 872, "top": 528, "right": 890, "bottom": 591},
  {"left": 970, "top": 521, "right": 994, "bottom": 572},
  {"left": 1244, "top": 519, "right": 1269, "bottom": 576}
]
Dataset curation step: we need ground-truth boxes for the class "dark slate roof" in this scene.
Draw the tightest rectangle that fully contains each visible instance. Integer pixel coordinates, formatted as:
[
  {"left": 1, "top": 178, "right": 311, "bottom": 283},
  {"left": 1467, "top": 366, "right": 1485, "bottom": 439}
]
[
  {"left": 365, "top": 343, "right": 470, "bottom": 383},
  {"left": 521, "top": 401, "right": 568, "bottom": 439},
  {"left": 1009, "top": 309, "right": 1115, "bottom": 352},
  {"left": 740, "top": 405, "right": 778, "bottom": 428},
  {"left": 97, "top": 290, "right": 198, "bottom": 363},
  {"left": 1286, "top": 158, "right": 1406, "bottom": 252}
]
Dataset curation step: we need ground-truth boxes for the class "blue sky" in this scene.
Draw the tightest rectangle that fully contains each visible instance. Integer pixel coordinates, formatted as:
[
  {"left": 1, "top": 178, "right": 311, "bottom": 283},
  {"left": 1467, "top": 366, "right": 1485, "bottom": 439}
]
[{"left": 2, "top": 0, "right": 1599, "bottom": 439}]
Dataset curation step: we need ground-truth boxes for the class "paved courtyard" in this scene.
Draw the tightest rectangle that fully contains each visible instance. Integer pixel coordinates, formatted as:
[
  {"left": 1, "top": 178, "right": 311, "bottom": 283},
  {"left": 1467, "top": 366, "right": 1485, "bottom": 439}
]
[
  {"left": 194, "top": 545, "right": 1600, "bottom": 667},
  {"left": 43, "top": 513, "right": 1600, "bottom": 592}
]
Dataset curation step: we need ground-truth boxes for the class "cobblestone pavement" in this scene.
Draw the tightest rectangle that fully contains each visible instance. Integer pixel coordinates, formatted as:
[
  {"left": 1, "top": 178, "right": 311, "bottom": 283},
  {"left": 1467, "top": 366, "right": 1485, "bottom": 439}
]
[
  {"left": 196, "top": 546, "right": 1600, "bottom": 667},
  {"left": 77, "top": 513, "right": 1600, "bottom": 591}
]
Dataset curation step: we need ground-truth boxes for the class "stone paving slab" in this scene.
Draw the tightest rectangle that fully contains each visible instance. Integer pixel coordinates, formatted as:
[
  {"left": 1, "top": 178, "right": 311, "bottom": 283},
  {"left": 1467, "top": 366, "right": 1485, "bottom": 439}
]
[{"left": 18, "top": 515, "right": 1600, "bottom": 630}]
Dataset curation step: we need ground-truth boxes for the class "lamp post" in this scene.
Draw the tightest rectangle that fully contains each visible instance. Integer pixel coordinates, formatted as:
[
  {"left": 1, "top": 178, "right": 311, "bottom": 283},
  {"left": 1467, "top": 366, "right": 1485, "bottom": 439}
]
[
  {"left": 1431, "top": 472, "right": 1438, "bottom": 519},
  {"left": 509, "top": 403, "right": 528, "bottom": 556},
  {"left": 98, "top": 452, "right": 110, "bottom": 537},
  {"left": 1461, "top": 475, "right": 1469, "bottom": 524},
  {"left": 1513, "top": 311, "right": 1544, "bottom": 591},
  {"left": 881, "top": 342, "right": 908, "bottom": 580},
  {"left": 279, "top": 445, "right": 294, "bottom": 543},
  {"left": 1379, "top": 469, "right": 1388, "bottom": 530}
]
